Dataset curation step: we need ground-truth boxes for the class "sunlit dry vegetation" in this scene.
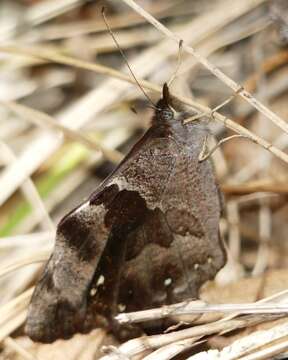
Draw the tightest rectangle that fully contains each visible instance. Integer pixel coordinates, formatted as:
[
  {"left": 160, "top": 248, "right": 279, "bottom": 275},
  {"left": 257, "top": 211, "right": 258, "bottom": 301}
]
[{"left": 1, "top": 0, "right": 288, "bottom": 359}]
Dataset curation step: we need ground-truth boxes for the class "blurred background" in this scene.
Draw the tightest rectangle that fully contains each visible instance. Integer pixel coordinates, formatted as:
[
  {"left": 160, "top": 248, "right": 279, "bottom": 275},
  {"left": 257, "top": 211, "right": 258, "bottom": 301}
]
[{"left": 1, "top": 0, "right": 288, "bottom": 359}]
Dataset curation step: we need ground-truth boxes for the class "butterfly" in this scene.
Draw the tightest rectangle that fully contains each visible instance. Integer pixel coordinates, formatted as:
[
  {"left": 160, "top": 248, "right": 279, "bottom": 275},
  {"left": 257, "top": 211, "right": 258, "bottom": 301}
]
[{"left": 25, "top": 83, "right": 226, "bottom": 343}]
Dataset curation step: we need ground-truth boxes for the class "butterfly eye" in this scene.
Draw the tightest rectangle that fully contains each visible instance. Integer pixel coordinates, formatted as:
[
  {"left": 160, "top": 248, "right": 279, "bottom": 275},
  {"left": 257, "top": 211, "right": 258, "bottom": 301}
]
[{"left": 162, "top": 109, "right": 174, "bottom": 121}]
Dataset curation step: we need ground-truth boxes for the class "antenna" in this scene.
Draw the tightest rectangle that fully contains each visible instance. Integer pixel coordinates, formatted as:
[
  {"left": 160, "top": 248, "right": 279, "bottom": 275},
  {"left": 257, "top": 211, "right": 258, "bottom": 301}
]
[
  {"left": 168, "top": 39, "right": 183, "bottom": 86},
  {"left": 101, "top": 7, "right": 156, "bottom": 109}
]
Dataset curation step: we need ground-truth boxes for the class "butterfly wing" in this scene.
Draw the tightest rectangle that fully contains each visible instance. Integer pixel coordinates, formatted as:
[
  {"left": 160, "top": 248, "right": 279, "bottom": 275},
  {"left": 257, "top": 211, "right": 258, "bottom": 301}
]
[
  {"left": 26, "top": 125, "right": 225, "bottom": 342},
  {"left": 118, "top": 142, "right": 226, "bottom": 310},
  {"left": 25, "top": 184, "right": 118, "bottom": 342},
  {"left": 25, "top": 128, "right": 177, "bottom": 343},
  {"left": 83, "top": 129, "right": 225, "bottom": 335},
  {"left": 92, "top": 129, "right": 226, "bottom": 318}
]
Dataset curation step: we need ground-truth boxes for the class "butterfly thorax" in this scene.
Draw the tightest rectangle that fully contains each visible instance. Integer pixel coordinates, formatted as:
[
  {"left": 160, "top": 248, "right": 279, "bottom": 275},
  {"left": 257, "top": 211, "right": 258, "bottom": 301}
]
[
  {"left": 152, "top": 89, "right": 209, "bottom": 151},
  {"left": 151, "top": 107, "right": 208, "bottom": 157}
]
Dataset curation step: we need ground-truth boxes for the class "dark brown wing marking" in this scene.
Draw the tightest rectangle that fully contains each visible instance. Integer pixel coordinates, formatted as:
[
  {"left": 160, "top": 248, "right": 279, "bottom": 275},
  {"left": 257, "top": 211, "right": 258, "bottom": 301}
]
[
  {"left": 25, "top": 184, "right": 120, "bottom": 343},
  {"left": 25, "top": 136, "right": 178, "bottom": 343},
  {"left": 85, "top": 149, "right": 225, "bottom": 327},
  {"left": 116, "top": 144, "right": 225, "bottom": 312},
  {"left": 76, "top": 192, "right": 167, "bottom": 338}
]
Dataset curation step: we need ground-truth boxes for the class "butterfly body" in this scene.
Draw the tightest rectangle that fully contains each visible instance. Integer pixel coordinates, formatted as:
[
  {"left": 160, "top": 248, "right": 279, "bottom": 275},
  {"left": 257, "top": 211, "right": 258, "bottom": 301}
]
[{"left": 26, "top": 84, "right": 226, "bottom": 343}]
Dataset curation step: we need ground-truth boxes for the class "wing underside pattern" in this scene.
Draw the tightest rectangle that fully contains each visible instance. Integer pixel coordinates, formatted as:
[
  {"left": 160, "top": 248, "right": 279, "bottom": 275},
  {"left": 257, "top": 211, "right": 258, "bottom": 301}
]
[{"left": 26, "top": 134, "right": 225, "bottom": 342}]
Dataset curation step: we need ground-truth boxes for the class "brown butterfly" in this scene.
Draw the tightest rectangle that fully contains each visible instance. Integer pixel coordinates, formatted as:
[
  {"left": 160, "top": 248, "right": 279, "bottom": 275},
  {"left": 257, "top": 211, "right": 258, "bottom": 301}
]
[{"left": 25, "top": 83, "right": 226, "bottom": 343}]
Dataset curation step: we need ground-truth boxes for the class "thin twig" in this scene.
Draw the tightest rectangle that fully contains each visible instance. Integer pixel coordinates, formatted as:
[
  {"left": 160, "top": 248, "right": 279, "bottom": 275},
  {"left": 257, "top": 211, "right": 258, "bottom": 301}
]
[
  {"left": 190, "top": 321, "right": 288, "bottom": 360},
  {"left": 221, "top": 181, "right": 288, "bottom": 194},
  {"left": 0, "top": 0, "right": 84, "bottom": 42},
  {"left": 240, "top": 338, "right": 288, "bottom": 360},
  {"left": 0, "top": 310, "right": 27, "bottom": 343},
  {"left": 0, "top": 251, "right": 50, "bottom": 278},
  {"left": 142, "top": 338, "right": 203, "bottom": 360},
  {"left": 0, "top": 232, "right": 53, "bottom": 250},
  {"left": 252, "top": 202, "right": 271, "bottom": 276},
  {"left": 116, "top": 301, "right": 288, "bottom": 325},
  {"left": 227, "top": 201, "right": 241, "bottom": 263},
  {"left": 0, "top": 141, "right": 55, "bottom": 232},
  {"left": 100, "top": 315, "right": 281, "bottom": 360},
  {"left": 3, "top": 337, "right": 38, "bottom": 360},
  {"left": 116, "top": 290, "right": 288, "bottom": 326},
  {"left": 0, "top": 288, "right": 34, "bottom": 322},
  {"left": 1, "top": 100, "right": 123, "bottom": 164}
]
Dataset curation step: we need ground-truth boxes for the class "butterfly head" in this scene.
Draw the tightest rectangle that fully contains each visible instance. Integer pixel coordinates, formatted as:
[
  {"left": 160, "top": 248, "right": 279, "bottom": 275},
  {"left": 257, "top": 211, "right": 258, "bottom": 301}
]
[{"left": 154, "top": 83, "right": 175, "bottom": 123}]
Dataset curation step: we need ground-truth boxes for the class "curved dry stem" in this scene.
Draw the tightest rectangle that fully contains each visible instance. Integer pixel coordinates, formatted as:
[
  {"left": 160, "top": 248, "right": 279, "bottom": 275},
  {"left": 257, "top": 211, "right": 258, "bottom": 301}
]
[{"left": 1, "top": 101, "right": 123, "bottom": 164}]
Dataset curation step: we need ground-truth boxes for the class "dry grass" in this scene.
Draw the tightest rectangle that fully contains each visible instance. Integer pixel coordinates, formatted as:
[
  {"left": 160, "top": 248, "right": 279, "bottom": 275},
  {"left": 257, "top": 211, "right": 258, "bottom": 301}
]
[{"left": 1, "top": 0, "right": 288, "bottom": 359}]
